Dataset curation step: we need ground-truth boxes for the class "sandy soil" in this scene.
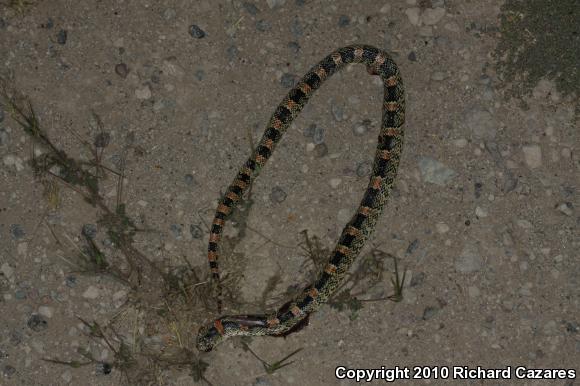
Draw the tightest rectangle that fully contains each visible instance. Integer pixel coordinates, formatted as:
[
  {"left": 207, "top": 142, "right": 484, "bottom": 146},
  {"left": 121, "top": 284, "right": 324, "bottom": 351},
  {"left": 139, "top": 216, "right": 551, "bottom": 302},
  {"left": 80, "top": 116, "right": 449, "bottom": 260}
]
[{"left": 0, "top": 0, "right": 578, "bottom": 385}]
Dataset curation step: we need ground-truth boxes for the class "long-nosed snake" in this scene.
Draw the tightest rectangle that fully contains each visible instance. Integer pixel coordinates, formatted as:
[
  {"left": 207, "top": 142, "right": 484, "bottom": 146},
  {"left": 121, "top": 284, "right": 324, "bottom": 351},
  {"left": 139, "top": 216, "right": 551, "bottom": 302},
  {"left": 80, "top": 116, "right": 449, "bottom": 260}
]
[{"left": 197, "top": 45, "right": 405, "bottom": 352}]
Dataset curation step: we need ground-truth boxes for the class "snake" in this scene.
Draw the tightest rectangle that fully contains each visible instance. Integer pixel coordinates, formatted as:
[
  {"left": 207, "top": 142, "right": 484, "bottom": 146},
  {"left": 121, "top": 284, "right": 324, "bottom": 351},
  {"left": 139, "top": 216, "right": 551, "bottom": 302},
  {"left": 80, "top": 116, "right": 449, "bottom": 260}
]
[{"left": 196, "top": 45, "right": 405, "bottom": 352}]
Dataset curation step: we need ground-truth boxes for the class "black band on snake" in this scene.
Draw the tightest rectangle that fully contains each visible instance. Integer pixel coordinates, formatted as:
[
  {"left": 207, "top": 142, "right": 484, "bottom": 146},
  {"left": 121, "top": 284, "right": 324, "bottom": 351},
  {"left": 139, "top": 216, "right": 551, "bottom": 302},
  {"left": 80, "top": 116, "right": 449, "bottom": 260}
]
[{"left": 197, "top": 45, "right": 405, "bottom": 352}]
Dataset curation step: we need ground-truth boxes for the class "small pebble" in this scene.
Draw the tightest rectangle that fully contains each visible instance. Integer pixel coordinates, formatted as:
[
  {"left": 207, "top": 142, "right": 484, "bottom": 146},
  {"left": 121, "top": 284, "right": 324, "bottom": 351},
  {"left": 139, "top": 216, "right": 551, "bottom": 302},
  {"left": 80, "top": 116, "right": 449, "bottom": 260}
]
[
  {"left": 290, "top": 18, "right": 303, "bottom": 37},
  {"left": 150, "top": 69, "right": 161, "bottom": 83},
  {"left": 468, "top": 285, "right": 480, "bottom": 297},
  {"left": 435, "top": 223, "right": 449, "bottom": 233},
  {"left": 475, "top": 206, "right": 488, "bottom": 218},
  {"left": 9, "top": 224, "right": 25, "bottom": 240},
  {"left": 270, "top": 186, "right": 287, "bottom": 203},
  {"left": 566, "top": 322, "right": 579, "bottom": 334},
  {"left": 482, "top": 85, "right": 495, "bottom": 100},
  {"left": 407, "top": 51, "right": 417, "bottom": 62},
  {"left": 266, "top": 0, "right": 286, "bottom": 8},
  {"left": 557, "top": 202, "right": 573, "bottom": 216},
  {"left": 57, "top": 29, "right": 67, "bottom": 45},
  {"left": 312, "top": 125, "right": 325, "bottom": 144},
  {"left": 287, "top": 41, "right": 300, "bottom": 54},
  {"left": 0, "top": 263, "right": 14, "bottom": 281},
  {"left": 518, "top": 282, "right": 533, "bottom": 296},
  {"left": 17, "top": 243, "right": 27, "bottom": 256},
  {"left": 253, "top": 376, "right": 272, "bottom": 386},
  {"left": 38, "top": 306, "right": 54, "bottom": 318},
  {"left": 303, "top": 123, "right": 316, "bottom": 137},
  {"left": 337, "top": 208, "right": 350, "bottom": 223},
  {"left": 419, "top": 26, "right": 433, "bottom": 37},
  {"left": 421, "top": 7, "right": 446, "bottom": 25},
  {"left": 82, "top": 224, "right": 97, "bottom": 239},
  {"left": 356, "top": 161, "right": 372, "bottom": 177},
  {"left": 464, "top": 107, "right": 497, "bottom": 140},
  {"left": 280, "top": 73, "right": 296, "bottom": 88},
  {"left": 532, "top": 79, "right": 558, "bottom": 100},
  {"left": 422, "top": 306, "right": 439, "bottom": 320},
  {"left": 352, "top": 119, "right": 370, "bottom": 136},
  {"left": 188, "top": 24, "right": 206, "bottom": 39},
  {"left": 65, "top": 275, "right": 77, "bottom": 288},
  {"left": 479, "top": 74, "right": 491, "bottom": 85},
  {"left": 380, "top": 4, "right": 392, "bottom": 13},
  {"left": 96, "top": 362, "right": 112, "bottom": 375},
  {"left": 455, "top": 244, "right": 483, "bottom": 273},
  {"left": 522, "top": 145, "right": 542, "bottom": 169},
  {"left": 3, "top": 155, "right": 25, "bottom": 171},
  {"left": 474, "top": 182, "right": 483, "bottom": 198},
  {"left": 94, "top": 132, "right": 110, "bottom": 148},
  {"left": 170, "top": 224, "right": 183, "bottom": 240},
  {"left": 2, "top": 365, "right": 16, "bottom": 378},
  {"left": 384, "top": 33, "right": 396, "bottom": 49},
  {"left": 502, "top": 232, "right": 514, "bottom": 246},
  {"left": 9, "top": 331, "right": 22, "bottom": 345},
  {"left": 82, "top": 285, "right": 100, "bottom": 299},
  {"left": 226, "top": 45, "right": 239, "bottom": 61},
  {"left": 418, "top": 156, "right": 456, "bottom": 186},
  {"left": 27, "top": 314, "right": 48, "bottom": 332},
  {"left": 163, "top": 8, "right": 176, "bottom": 20},
  {"left": 338, "top": 15, "right": 350, "bottom": 27},
  {"left": 61, "top": 370, "right": 72, "bottom": 383},
  {"left": 561, "top": 147, "right": 571, "bottom": 158},
  {"left": 543, "top": 320, "right": 558, "bottom": 335},
  {"left": 329, "top": 178, "right": 342, "bottom": 188},
  {"left": 406, "top": 239, "right": 419, "bottom": 255},
  {"left": 409, "top": 272, "right": 425, "bottom": 287},
  {"left": 153, "top": 98, "right": 176, "bottom": 111},
  {"left": 184, "top": 174, "right": 196, "bottom": 185},
  {"left": 112, "top": 290, "right": 127, "bottom": 304},
  {"left": 405, "top": 8, "right": 421, "bottom": 26},
  {"left": 255, "top": 20, "right": 271, "bottom": 32},
  {"left": 0, "top": 128, "right": 7, "bottom": 146},
  {"left": 189, "top": 224, "right": 203, "bottom": 239},
  {"left": 431, "top": 71, "right": 446, "bottom": 81},
  {"left": 330, "top": 101, "right": 344, "bottom": 121},
  {"left": 135, "top": 85, "right": 152, "bottom": 100},
  {"left": 115, "top": 63, "right": 129, "bottom": 78},
  {"left": 243, "top": 2, "right": 260, "bottom": 15},
  {"left": 194, "top": 69, "right": 205, "bottom": 81},
  {"left": 313, "top": 143, "right": 328, "bottom": 158}
]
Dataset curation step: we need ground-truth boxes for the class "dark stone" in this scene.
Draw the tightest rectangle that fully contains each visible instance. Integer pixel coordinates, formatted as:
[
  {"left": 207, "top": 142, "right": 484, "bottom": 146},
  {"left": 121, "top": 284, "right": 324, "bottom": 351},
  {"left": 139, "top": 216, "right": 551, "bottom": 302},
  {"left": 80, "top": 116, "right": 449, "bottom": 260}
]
[{"left": 188, "top": 24, "right": 206, "bottom": 39}]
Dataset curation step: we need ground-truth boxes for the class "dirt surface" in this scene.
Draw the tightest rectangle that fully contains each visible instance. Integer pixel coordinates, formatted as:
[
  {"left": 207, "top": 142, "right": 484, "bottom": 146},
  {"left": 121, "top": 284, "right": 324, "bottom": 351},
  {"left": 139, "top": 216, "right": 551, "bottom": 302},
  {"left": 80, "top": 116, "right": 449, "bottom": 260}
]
[{"left": 0, "top": 1, "right": 578, "bottom": 385}]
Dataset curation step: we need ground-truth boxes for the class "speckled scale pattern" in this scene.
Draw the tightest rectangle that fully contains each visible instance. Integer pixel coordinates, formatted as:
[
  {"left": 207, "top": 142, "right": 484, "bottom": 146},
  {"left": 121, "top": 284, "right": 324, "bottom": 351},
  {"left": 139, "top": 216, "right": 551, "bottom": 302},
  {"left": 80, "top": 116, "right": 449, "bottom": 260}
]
[{"left": 197, "top": 45, "right": 405, "bottom": 352}]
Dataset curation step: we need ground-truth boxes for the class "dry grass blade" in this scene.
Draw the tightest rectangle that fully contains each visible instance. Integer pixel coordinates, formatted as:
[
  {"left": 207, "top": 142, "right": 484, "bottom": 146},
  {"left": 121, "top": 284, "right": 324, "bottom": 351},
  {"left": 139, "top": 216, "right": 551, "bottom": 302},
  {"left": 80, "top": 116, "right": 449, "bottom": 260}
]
[
  {"left": 0, "top": 76, "right": 283, "bottom": 384},
  {"left": 242, "top": 342, "right": 303, "bottom": 374}
]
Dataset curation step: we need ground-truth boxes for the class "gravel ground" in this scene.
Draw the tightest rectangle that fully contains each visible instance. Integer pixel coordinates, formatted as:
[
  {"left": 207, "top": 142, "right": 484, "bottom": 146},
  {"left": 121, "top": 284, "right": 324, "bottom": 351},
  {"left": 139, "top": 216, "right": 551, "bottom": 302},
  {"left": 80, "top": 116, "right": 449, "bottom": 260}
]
[{"left": 0, "top": 1, "right": 578, "bottom": 385}]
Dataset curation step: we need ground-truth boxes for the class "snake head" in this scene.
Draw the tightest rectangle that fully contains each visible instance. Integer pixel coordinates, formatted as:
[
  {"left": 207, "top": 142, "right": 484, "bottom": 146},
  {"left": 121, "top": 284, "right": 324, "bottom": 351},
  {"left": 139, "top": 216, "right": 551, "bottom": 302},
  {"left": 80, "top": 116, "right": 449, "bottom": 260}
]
[{"left": 196, "top": 322, "right": 223, "bottom": 352}]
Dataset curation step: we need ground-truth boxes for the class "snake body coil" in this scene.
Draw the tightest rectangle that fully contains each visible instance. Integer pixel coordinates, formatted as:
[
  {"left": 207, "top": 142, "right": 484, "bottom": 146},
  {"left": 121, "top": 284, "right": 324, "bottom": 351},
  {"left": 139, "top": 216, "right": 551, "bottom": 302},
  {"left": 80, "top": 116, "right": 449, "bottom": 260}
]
[{"left": 197, "top": 45, "right": 405, "bottom": 352}]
